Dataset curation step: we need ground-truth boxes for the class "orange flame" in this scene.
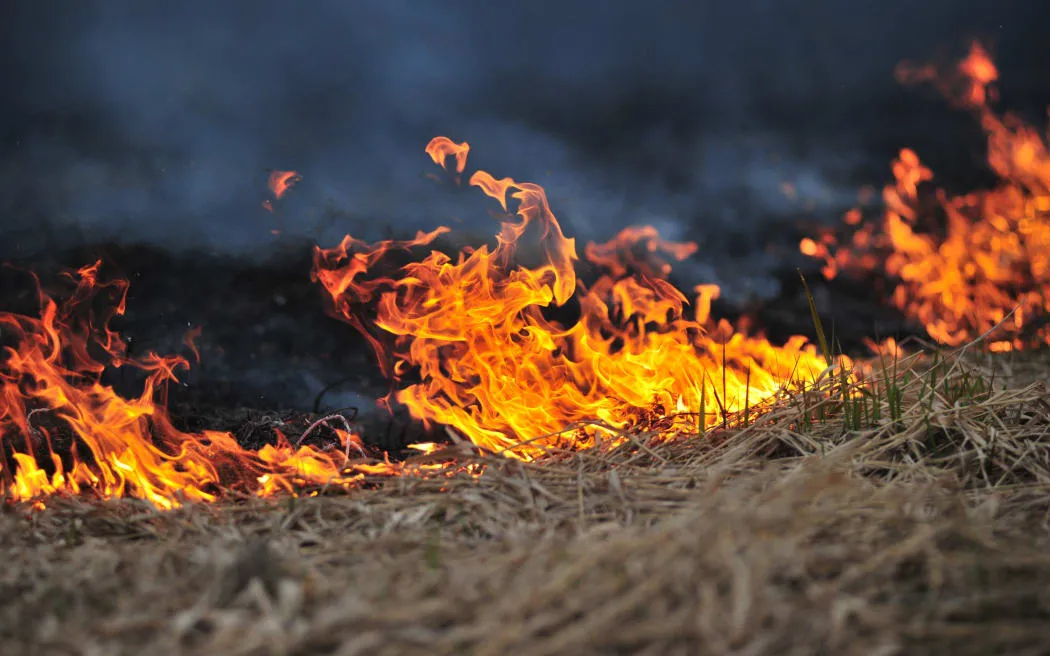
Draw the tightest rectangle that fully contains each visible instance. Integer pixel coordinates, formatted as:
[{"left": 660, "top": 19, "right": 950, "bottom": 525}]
[
  {"left": 895, "top": 40, "right": 999, "bottom": 109},
  {"left": 314, "top": 137, "right": 833, "bottom": 460},
  {"left": 425, "top": 137, "right": 471, "bottom": 184},
  {"left": 263, "top": 170, "right": 302, "bottom": 213},
  {"left": 584, "top": 225, "right": 698, "bottom": 279},
  {"left": 0, "top": 264, "right": 463, "bottom": 508},
  {"left": 268, "top": 170, "right": 302, "bottom": 200},
  {"left": 803, "top": 42, "right": 1050, "bottom": 350}
]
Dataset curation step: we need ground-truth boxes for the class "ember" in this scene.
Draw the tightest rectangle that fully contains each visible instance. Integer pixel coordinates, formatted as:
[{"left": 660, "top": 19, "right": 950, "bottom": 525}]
[
  {"left": 801, "top": 42, "right": 1050, "bottom": 351},
  {"left": 313, "top": 137, "right": 834, "bottom": 460}
]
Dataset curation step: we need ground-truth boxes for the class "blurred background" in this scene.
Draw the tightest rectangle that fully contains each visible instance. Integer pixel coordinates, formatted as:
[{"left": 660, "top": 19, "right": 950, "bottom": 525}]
[{"left": 1, "top": 0, "right": 1048, "bottom": 413}]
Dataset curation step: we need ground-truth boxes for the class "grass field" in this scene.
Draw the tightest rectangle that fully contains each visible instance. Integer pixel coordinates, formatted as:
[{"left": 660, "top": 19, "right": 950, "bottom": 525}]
[{"left": 4, "top": 347, "right": 1050, "bottom": 655}]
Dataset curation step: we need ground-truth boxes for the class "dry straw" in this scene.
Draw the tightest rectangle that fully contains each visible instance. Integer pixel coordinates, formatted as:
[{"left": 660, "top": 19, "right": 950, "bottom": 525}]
[{"left": 3, "top": 349, "right": 1050, "bottom": 655}]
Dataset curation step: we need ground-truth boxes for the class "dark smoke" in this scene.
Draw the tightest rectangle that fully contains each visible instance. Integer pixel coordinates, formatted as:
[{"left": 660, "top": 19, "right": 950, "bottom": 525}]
[{"left": 2, "top": 0, "right": 1049, "bottom": 300}]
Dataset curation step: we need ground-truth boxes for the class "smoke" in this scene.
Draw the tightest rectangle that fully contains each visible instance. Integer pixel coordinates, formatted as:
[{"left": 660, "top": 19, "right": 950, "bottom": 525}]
[{"left": 2, "top": 0, "right": 1048, "bottom": 298}]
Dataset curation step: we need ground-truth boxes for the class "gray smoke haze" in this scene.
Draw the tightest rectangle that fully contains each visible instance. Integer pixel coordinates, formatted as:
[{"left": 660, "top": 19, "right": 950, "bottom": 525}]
[{"left": 2, "top": 0, "right": 1048, "bottom": 299}]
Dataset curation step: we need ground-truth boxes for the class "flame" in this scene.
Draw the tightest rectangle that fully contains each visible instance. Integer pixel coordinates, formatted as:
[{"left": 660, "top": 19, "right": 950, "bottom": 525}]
[
  {"left": 802, "top": 42, "right": 1050, "bottom": 350},
  {"left": 584, "top": 225, "right": 698, "bottom": 279},
  {"left": 425, "top": 137, "right": 471, "bottom": 179},
  {"left": 895, "top": 41, "right": 999, "bottom": 109},
  {"left": 0, "top": 264, "right": 462, "bottom": 508},
  {"left": 406, "top": 442, "right": 440, "bottom": 455},
  {"left": 314, "top": 137, "right": 832, "bottom": 460},
  {"left": 263, "top": 170, "right": 301, "bottom": 216},
  {"left": 268, "top": 170, "right": 302, "bottom": 200}
]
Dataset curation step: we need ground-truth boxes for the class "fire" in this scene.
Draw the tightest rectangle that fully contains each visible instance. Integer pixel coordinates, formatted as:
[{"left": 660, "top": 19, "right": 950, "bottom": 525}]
[
  {"left": 268, "top": 170, "right": 302, "bottom": 200},
  {"left": 0, "top": 263, "right": 461, "bottom": 508},
  {"left": 425, "top": 136, "right": 471, "bottom": 184},
  {"left": 895, "top": 41, "right": 999, "bottom": 109},
  {"left": 802, "top": 42, "right": 1050, "bottom": 350},
  {"left": 263, "top": 169, "right": 302, "bottom": 213},
  {"left": 584, "top": 225, "right": 698, "bottom": 278},
  {"left": 314, "top": 138, "right": 832, "bottom": 460}
]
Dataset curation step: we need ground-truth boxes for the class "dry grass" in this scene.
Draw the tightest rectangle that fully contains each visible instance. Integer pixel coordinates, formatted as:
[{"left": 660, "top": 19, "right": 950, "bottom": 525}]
[{"left": 4, "top": 350, "right": 1050, "bottom": 655}]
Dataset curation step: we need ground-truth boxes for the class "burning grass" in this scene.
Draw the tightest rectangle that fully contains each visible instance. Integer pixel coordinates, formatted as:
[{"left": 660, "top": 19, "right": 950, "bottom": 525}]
[
  {"left": 312, "top": 137, "right": 831, "bottom": 460},
  {"left": 802, "top": 42, "right": 1050, "bottom": 351},
  {"left": 1, "top": 131, "right": 835, "bottom": 505},
  {"left": 4, "top": 348, "right": 1050, "bottom": 655}
]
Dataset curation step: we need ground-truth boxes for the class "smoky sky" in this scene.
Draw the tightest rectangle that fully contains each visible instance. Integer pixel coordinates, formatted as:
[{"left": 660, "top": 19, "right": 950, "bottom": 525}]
[{"left": 2, "top": 0, "right": 1049, "bottom": 298}]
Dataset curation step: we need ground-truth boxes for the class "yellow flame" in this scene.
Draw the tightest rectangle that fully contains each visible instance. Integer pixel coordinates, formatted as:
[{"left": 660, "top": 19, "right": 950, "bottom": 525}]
[
  {"left": 0, "top": 265, "right": 460, "bottom": 507},
  {"left": 315, "top": 138, "right": 833, "bottom": 460}
]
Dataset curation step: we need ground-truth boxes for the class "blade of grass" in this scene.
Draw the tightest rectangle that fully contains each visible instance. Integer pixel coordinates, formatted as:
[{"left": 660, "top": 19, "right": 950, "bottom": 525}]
[{"left": 798, "top": 270, "right": 832, "bottom": 367}]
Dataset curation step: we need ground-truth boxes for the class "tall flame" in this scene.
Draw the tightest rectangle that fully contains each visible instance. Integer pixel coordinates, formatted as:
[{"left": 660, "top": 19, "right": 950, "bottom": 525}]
[
  {"left": 0, "top": 263, "right": 434, "bottom": 508},
  {"left": 802, "top": 42, "right": 1050, "bottom": 350},
  {"left": 314, "top": 138, "right": 831, "bottom": 459}
]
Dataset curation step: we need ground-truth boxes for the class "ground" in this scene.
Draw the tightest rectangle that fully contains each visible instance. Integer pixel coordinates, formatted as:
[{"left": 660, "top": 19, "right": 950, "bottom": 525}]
[{"left": 4, "top": 350, "right": 1050, "bottom": 655}]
